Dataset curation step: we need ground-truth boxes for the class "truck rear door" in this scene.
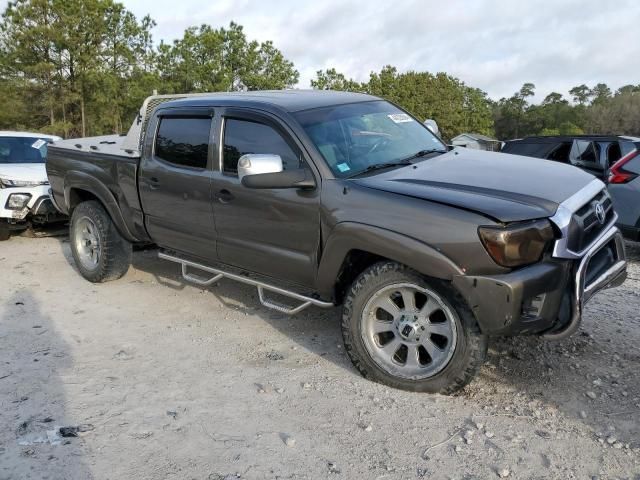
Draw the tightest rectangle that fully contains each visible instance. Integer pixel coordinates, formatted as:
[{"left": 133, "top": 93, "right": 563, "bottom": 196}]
[{"left": 138, "top": 107, "right": 218, "bottom": 261}]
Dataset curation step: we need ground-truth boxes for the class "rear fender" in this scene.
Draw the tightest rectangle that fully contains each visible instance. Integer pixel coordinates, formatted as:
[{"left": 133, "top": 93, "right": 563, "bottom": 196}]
[{"left": 64, "top": 171, "right": 136, "bottom": 242}]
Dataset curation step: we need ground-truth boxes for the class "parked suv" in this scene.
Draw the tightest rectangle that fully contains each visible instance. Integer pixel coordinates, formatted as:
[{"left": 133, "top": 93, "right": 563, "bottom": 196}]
[
  {"left": 501, "top": 135, "right": 640, "bottom": 240},
  {"left": 47, "top": 92, "right": 627, "bottom": 394},
  {"left": 0, "top": 131, "right": 63, "bottom": 240}
]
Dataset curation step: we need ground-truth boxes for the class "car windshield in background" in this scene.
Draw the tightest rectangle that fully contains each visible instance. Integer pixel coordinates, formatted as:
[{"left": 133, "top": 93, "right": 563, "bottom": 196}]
[
  {"left": 0, "top": 137, "right": 50, "bottom": 164},
  {"left": 294, "top": 100, "right": 447, "bottom": 178}
]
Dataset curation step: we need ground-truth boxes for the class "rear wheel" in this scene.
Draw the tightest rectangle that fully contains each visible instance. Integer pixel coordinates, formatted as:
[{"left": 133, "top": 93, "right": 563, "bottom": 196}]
[
  {"left": 341, "top": 262, "right": 487, "bottom": 394},
  {"left": 70, "top": 201, "right": 131, "bottom": 282}
]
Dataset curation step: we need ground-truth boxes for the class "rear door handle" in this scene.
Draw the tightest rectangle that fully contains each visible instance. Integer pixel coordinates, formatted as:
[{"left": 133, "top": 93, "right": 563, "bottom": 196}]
[
  {"left": 148, "top": 176, "right": 160, "bottom": 190},
  {"left": 217, "top": 189, "right": 234, "bottom": 203}
]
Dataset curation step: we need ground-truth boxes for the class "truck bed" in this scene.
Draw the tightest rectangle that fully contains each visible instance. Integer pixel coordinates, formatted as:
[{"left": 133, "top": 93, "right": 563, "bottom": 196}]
[
  {"left": 50, "top": 134, "right": 140, "bottom": 158},
  {"left": 47, "top": 135, "right": 150, "bottom": 243}
]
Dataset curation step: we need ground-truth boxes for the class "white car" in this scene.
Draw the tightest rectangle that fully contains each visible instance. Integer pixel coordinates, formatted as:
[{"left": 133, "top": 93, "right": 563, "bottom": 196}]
[{"left": 0, "top": 131, "right": 64, "bottom": 240}]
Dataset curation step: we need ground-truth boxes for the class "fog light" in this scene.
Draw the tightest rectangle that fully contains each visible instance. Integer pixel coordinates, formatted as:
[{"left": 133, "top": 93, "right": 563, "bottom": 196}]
[
  {"left": 6, "top": 193, "right": 31, "bottom": 210},
  {"left": 521, "top": 294, "right": 546, "bottom": 319}
]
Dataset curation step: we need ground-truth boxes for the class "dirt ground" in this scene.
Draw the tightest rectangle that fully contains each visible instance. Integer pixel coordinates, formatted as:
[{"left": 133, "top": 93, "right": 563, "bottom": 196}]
[{"left": 1, "top": 235, "right": 639, "bottom": 480}]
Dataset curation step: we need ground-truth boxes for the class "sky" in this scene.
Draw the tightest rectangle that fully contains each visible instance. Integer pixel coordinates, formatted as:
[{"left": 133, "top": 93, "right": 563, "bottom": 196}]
[{"left": 3, "top": 0, "right": 639, "bottom": 101}]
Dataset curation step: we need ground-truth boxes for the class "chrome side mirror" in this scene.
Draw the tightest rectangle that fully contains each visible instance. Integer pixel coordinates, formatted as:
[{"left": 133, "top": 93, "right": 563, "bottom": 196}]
[
  {"left": 237, "top": 154, "right": 283, "bottom": 182},
  {"left": 424, "top": 119, "right": 439, "bottom": 136}
]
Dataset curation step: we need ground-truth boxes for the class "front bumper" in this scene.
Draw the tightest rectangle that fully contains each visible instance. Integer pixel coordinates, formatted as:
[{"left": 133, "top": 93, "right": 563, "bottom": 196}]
[
  {"left": 0, "top": 185, "right": 65, "bottom": 226},
  {"left": 544, "top": 225, "right": 626, "bottom": 339},
  {"left": 453, "top": 225, "right": 627, "bottom": 337}
]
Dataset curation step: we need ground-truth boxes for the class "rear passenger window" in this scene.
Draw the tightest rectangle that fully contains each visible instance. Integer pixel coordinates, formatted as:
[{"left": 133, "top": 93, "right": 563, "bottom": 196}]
[
  {"left": 570, "top": 140, "right": 598, "bottom": 164},
  {"left": 223, "top": 118, "right": 300, "bottom": 175},
  {"left": 155, "top": 117, "right": 211, "bottom": 169}
]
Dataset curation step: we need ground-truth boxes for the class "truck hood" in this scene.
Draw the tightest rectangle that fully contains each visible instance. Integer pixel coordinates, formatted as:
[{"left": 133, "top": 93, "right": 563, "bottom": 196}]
[
  {"left": 0, "top": 163, "right": 48, "bottom": 182},
  {"left": 352, "top": 148, "right": 597, "bottom": 222}
]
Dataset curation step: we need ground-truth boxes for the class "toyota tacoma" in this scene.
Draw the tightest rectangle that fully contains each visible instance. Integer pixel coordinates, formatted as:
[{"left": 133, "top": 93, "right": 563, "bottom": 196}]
[{"left": 46, "top": 91, "right": 627, "bottom": 394}]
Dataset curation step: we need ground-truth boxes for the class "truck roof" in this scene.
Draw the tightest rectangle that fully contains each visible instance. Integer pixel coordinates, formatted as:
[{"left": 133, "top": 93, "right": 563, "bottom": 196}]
[
  {"left": 160, "top": 89, "right": 378, "bottom": 113},
  {"left": 52, "top": 90, "right": 381, "bottom": 157}
]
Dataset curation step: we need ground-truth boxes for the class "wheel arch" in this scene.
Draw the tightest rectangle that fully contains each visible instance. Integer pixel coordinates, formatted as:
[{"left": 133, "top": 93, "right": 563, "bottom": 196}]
[
  {"left": 64, "top": 172, "right": 136, "bottom": 242},
  {"left": 317, "top": 222, "right": 464, "bottom": 303}
]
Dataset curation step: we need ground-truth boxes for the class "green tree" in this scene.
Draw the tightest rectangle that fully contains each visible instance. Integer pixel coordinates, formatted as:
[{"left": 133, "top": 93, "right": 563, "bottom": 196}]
[
  {"left": 513, "top": 83, "right": 535, "bottom": 137},
  {"left": 95, "top": 3, "right": 157, "bottom": 133},
  {"left": 312, "top": 66, "right": 493, "bottom": 140},
  {"left": 310, "top": 68, "right": 364, "bottom": 91},
  {"left": 156, "top": 22, "right": 298, "bottom": 93},
  {"left": 492, "top": 83, "right": 536, "bottom": 139},
  {"left": 569, "top": 84, "right": 591, "bottom": 105},
  {"left": 586, "top": 90, "right": 640, "bottom": 136},
  {"left": 590, "top": 83, "right": 611, "bottom": 105},
  {"left": 0, "top": 0, "right": 157, "bottom": 137},
  {"left": 616, "top": 84, "right": 640, "bottom": 95},
  {"left": 534, "top": 92, "right": 581, "bottom": 134},
  {"left": 0, "top": 0, "right": 63, "bottom": 130}
]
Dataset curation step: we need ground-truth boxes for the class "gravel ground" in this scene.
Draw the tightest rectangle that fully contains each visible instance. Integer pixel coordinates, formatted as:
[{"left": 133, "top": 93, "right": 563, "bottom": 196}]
[{"left": 1, "top": 235, "right": 639, "bottom": 480}]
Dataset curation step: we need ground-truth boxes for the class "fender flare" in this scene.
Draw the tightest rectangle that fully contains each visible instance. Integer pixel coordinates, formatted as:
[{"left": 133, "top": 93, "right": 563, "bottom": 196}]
[
  {"left": 316, "top": 222, "right": 464, "bottom": 298},
  {"left": 63, "top": 171, "right": 136, "bottom": 242}
]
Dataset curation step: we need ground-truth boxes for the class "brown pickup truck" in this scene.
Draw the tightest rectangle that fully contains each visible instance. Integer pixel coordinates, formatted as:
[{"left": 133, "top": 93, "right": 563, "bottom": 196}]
[{"left": 46, "top": 91, "right": 627, "bottom": 394}]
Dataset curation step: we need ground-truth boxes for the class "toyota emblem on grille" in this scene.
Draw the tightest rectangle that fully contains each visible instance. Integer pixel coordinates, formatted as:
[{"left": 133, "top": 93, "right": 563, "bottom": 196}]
[{"left": 594, "top": 202, "right": 606, "bottom": 224}]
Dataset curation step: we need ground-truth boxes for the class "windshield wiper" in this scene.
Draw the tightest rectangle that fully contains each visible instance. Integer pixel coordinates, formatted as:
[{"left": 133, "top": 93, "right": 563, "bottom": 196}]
[
  {"left": 349, "top": 159, "right": 414, "bottom": 178},
  {"left": 348, "top": 149, "right": 446, "bottom": 178},
  {"left": 399, "top": 148, "right": 446, "bottom": 163}
]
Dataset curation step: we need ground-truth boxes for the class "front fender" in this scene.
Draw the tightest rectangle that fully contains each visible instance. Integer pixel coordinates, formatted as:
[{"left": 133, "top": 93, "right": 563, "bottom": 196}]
[
  {"left": 316, "top": 222, "right": 464, "bottom": 298},
  {"left": 64, "top": 171, "right": 136, "bottom": 242}
]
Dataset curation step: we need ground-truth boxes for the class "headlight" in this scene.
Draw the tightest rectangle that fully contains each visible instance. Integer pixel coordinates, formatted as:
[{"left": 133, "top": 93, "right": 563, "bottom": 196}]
[
  {"left": 478, "top": 219, "right": 555, "bottom": 268},
  {"left": 6, "top": 193, "right": 32, "bottom": 210},
  {"left": 0, "top": 178, "right": 49, "bottom": 188}
]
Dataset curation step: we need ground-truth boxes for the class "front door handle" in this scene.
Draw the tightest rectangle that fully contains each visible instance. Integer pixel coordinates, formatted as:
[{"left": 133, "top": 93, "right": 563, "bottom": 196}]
[
  {"left": 217, "top": 189, "right": 235, "bottom": 203},
  {"left": 148, "top": 176, "right": 160, "bottom": 190}
]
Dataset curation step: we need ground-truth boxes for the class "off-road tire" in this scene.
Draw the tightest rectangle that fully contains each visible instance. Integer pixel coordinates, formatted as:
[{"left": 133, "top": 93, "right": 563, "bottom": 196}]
[
  {"left": 341, "top": 261, "right": 487, "bottom": 394},
  {"left": 70, "top": 201, "right": 131, "bottom": 282}
]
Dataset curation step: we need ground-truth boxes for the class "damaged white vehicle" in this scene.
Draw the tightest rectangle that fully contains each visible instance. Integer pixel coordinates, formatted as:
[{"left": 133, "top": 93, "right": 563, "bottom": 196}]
[{"left": 0, "top": 131, "right": 64, "bottom": 240}]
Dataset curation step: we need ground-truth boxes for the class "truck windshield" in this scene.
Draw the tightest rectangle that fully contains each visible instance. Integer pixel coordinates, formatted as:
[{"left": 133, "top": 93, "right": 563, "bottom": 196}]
[
  {"left": 294, "top": 100, "right": 447, "bottom": 178},
  {"left": 0, "top": 136, "right": 50, "bottom": 164}
]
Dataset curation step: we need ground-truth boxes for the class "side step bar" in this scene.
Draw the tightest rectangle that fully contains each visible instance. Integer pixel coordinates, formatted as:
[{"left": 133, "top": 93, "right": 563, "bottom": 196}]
[{"left": 158, "top": 251, "right": 334, "bottom": 315}]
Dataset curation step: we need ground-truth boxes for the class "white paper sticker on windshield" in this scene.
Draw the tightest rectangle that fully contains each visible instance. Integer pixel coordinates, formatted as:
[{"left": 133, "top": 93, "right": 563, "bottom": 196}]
[
  {"left": 31, "top": 139, "right": 46, "bottom": 149},
  {"left": 336, "top": 163, "right": 351, "bottom": 173},
  {"left": 387, "top": 113, "right": 413, "bottom": 123}
]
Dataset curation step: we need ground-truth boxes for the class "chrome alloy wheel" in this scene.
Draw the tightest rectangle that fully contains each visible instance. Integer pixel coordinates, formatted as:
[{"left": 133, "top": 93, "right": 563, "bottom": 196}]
[
  {"left": 361, "top": 283, "right": 458, "bottom": 379},
  {"left": 74, "top": 216, "right": 101, "bottom": 270}
]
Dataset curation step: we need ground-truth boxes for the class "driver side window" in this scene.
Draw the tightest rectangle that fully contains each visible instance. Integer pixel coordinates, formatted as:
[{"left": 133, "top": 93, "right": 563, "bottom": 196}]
[{"left": 222, "top": 118, "right": 301, "bottom": 175}]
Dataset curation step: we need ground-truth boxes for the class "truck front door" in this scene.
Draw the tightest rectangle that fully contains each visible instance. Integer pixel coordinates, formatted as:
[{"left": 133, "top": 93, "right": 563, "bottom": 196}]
[
  {"left": 139, "top": 107, "right": 218, "bottom": 261},
  {"left": 210, "top": 109, "right": 321, "bottom": 288}
]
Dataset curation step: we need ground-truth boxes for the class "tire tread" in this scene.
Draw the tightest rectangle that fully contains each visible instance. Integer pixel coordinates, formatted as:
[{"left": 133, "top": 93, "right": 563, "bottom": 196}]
[{"left": 70, "top": 201, "right": 131, "bottom": 283}]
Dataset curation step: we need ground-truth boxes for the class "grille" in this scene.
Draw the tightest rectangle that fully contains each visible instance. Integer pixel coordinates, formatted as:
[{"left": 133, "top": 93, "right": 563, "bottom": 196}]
[{"left": 567, "top": 189, "right": 615, "bottom": 252}]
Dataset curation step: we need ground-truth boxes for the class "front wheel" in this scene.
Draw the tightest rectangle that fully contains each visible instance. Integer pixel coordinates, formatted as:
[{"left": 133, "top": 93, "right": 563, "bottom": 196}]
[
  {"left": 341, "top": 262, "right": 487, "bottom": 394},
  {"left": 70, "top": 201, "right": 131, "bottom": 283}
]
